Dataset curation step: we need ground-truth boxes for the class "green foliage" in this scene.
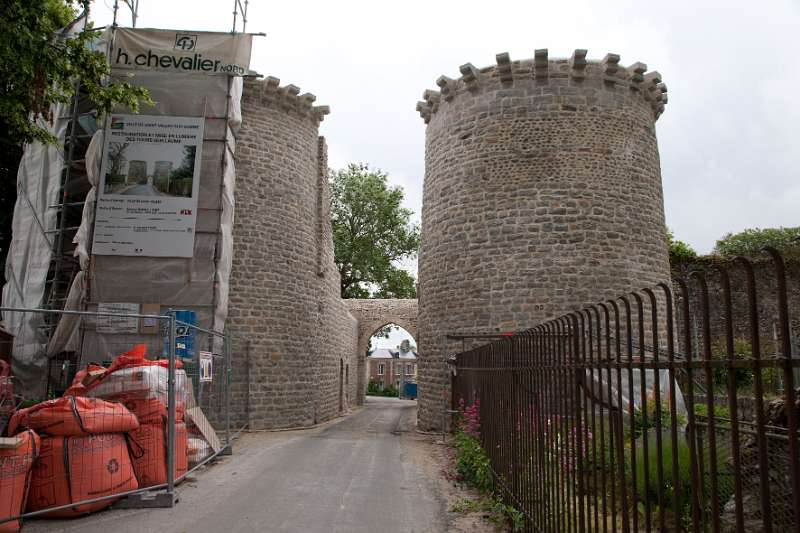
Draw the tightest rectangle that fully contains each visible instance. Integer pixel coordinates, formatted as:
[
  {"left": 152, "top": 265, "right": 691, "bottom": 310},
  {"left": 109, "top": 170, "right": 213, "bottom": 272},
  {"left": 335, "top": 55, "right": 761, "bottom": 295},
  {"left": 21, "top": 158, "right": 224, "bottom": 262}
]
[
  {"left": 631, "top": 430, "right": 733, "bottom": 528},
  {"left": 330, "top": 163, "right": 420, "bottom": 299},
  {"left": 381, "top": 384, "right": 399, "bottom": 397},
  {"left": 632, "top": 430, "right": 693, "bottom": 517},
  {"left": 714, "top": 226, "right": 800, "bottom": 258},
  {"left": 692, "top": 403, "right": 731, "bottom": 419},
  {"left": 365, "top": 381, "right": 398, "bottom": 397},
  {"left": 1, "top": 0, "right": 151, "bottom": 276},
  {"left": 450, "top": 497, "right": 525, "bottom": 531},
  {"left": 453, "top": 430, "right": 493, "bottom": 493},
  {"left": 1, "top": 0, "right": 152, "bottom": 147},
  {"left": 710, "top": 337, "right": 783, "bottom": 394},
  {"left": 452, "top": 429, "right": 525, "bottom": 530},
  {"left": 667, "top": 229, "right": 697, "bottom": 265},
  {"left": 366, "top": 380, "right": 380, "bottom": 395},
  {"left": 630, "top": 400, "right": 685, "bottom": 439}
]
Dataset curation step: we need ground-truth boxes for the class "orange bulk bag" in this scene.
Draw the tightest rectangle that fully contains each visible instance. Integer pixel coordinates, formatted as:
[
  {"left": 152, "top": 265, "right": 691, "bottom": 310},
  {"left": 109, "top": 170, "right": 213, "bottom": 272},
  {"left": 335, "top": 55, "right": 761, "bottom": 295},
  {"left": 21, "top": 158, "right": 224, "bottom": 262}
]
[
  {"left": 103, "top": 344, "right": 182, "bottom": 374},
  {"left": 26, "top": 433, "right": 138, "bottom": 518},
  {"left": 65, "top": 345, "right": 182, "bottom": 398},
  {"left": 126, "top": 420, "right": 187, "bottom": 488},
  {"left": 119, "top": 397, "right": 185, "bottom": 425},
  {"left": 0, "top": 430, "right": 40, "bottom": 533},
  {"left": 7, "top": 396, "right": 139, "bottom": 437},
  {"left": 63, "top": 363, "right": 107, "bottom": 397}
]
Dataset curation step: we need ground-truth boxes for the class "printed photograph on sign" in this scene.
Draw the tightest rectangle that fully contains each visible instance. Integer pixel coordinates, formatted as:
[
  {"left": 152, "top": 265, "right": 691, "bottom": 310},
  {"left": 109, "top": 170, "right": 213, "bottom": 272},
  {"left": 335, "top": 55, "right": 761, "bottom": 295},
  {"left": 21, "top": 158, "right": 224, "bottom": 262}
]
[
  {"left": 92, "top": 114, "right": 203, "bottom": 257},
  {"left": 103, "top": 119, "right": 197, "bottom": 198}
]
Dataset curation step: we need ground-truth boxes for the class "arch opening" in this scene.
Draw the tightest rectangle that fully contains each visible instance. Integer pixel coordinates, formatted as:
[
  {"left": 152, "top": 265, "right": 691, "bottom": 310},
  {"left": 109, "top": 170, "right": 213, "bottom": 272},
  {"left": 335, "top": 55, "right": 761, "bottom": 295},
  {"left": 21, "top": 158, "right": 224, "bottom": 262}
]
[{"left": 364, "top": 323, "right": 417, "bottom": 399}]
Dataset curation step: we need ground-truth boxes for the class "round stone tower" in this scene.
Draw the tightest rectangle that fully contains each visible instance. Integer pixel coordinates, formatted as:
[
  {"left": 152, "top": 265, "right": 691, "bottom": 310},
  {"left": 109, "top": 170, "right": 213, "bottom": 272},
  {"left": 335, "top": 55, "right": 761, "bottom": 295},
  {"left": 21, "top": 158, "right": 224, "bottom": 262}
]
[
  {"left": 415, "top": 49, "right": 671, "bottom": 429},
  {"left": 230, "top": 76, "right": 353, "bottom": 430}
]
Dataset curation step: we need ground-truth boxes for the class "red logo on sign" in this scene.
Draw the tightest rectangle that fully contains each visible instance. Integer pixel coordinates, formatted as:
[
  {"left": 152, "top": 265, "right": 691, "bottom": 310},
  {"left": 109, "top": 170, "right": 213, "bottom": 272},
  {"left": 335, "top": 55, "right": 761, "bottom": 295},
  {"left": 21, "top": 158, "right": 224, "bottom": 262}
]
[{"left": 180, "top": 209, "right": 192, "bottom": 215}]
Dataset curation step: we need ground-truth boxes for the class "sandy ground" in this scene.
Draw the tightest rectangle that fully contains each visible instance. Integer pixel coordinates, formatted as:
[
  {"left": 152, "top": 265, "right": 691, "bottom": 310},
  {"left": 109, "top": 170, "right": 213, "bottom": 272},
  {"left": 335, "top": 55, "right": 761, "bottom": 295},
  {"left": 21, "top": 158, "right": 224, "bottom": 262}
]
[{"left": 401, "top": 429, "right": 506, "bottom": 533}]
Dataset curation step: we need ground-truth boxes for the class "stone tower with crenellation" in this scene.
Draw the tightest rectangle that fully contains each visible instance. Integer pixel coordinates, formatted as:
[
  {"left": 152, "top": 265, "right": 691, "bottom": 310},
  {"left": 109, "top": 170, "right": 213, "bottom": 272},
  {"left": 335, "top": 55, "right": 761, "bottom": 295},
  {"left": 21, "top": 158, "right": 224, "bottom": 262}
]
[{"left": 415, "top": 49, "right": 671, "bottom": 430}]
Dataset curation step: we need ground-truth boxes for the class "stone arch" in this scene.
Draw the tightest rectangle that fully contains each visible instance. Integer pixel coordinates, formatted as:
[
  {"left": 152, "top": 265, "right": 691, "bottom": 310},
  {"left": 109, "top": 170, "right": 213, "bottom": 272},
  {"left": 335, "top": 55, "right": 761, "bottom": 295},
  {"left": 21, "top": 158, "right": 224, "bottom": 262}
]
[{"left": 345, "top": 299, "right": 418, "bottom": 405}]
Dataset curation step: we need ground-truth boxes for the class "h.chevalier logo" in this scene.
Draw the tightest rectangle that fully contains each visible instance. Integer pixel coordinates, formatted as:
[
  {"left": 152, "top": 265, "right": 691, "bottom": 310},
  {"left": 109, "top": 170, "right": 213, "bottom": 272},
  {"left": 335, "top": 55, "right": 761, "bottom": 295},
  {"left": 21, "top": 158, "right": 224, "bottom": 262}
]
[
  {"left": 107, "top": 458, "right": 120, "bottom": 474},
  {"left": 174, "top": 33, "right": 198, "bottom": 51}
]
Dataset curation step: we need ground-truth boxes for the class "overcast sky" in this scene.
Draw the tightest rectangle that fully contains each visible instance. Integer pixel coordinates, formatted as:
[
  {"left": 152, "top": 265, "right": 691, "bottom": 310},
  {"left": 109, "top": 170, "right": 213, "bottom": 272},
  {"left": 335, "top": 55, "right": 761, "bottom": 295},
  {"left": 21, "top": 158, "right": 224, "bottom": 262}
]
[{"left": 93, "top": 0, "right": 799, "bottom": 258}]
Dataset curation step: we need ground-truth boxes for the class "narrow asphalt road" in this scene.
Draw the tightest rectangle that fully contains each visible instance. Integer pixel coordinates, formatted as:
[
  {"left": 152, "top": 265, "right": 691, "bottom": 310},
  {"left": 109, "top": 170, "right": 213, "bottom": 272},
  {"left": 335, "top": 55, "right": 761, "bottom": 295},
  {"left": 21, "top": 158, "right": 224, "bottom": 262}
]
[{"left": 25, "top": 397, "right": 448, "bottom": 533}]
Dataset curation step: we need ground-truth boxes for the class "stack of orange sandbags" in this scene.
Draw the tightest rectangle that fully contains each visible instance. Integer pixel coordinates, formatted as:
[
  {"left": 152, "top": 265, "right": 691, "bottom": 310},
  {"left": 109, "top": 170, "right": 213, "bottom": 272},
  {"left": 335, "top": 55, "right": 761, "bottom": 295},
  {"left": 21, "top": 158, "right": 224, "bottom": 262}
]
[
  {"left": 7, "top": 396, "right": 139, "bottom": 518},
  {"left": 0, "top": 430, "right": 39, "bottom": 533},
  {"left": 66, "top": 345, "right": 188, "bottom": 488}
]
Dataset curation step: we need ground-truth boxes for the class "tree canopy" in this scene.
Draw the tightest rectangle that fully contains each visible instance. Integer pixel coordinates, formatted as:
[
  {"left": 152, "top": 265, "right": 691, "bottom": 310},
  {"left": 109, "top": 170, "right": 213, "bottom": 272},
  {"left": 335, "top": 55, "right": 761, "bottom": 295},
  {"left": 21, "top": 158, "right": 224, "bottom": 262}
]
[
  {"left": 714, "top": 226, "right": 800, "bottom": 258},
  {"left": 666, "top": 228, "right": 697, "bottom": 265},
  {"left": 330, "top": 164, "right": 420, "bottom": 299},
  {"left": 1, "top": 0, "right": 151, "bottom": 147},
  {"left": 1, "top": 0, "right": 151, "bottom": 282}
]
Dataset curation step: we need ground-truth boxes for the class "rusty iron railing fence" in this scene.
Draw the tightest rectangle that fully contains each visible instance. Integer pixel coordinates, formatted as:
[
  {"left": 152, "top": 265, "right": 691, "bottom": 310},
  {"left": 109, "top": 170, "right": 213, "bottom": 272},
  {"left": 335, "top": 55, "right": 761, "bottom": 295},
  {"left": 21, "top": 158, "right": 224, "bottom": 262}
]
[{"left": 450, "top": 248, "right": 799, "bottom": 532}]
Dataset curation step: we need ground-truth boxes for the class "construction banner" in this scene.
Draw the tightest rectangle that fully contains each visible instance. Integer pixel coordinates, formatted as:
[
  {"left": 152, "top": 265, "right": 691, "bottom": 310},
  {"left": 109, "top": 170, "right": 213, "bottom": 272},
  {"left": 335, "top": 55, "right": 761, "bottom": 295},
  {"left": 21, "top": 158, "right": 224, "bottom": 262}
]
[
  {"left": 112, "top": 28, "right": 252, "bottom": 76},
  {"left": 92, "top": 114, "right": 203, "bottom": 258}
]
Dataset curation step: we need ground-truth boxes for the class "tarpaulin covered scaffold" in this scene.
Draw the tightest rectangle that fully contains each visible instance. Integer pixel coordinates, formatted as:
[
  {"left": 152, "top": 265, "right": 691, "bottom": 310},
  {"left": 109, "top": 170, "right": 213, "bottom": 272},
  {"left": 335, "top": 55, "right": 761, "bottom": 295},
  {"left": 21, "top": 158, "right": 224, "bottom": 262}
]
[{"left": 1, "top": 24, "right": 254, "bottom": 395}]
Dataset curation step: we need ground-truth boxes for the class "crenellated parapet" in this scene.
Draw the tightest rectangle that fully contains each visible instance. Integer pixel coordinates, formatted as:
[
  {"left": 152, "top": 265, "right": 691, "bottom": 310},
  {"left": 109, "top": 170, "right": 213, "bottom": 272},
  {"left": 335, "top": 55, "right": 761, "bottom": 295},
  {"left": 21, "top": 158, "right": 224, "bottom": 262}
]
[
  {"left": 246, "top": 76, "right": 330, "bottom": 123},
  {"left": 415, "top": 46, "right": 672, "bottom": 431},
  {"left": 416, "top": 49, "right": 667, "bottom": 124}
]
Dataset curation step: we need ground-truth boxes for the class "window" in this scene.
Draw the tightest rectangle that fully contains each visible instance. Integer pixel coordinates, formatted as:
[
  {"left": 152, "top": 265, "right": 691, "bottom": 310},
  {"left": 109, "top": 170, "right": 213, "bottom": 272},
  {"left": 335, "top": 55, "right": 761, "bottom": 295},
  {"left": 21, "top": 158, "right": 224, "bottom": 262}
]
[
  {"left": 406, "top": 364, "right": 413, "bottom": 375},
  {"left": 378, "top": 363, "right": 384, "bottom": 376}
]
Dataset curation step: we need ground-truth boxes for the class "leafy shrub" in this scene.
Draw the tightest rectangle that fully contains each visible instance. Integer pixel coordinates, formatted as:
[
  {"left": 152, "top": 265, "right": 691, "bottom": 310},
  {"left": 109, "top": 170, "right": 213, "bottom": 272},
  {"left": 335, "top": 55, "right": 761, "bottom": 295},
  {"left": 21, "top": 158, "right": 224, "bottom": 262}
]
[
  {"left": 381, "top": 385, "right": 399, "bottom": 397},
  {"left": 693, "top": 403, "right": 731, "bottom": 419},
  {"left": 453, "top": 430, "right": 493, "bottom": 492},
  {"left": 667, "top": 229, "right": 697, "bottom": 265},
  {"left": 710, "top": 338, "right": 783, "bottom": 395},
  {"left": 452, "top": 398, "right": 525, "bottom": 531},
  {"left": 631, "top": 429, "right": 732, "bottom": 528},
  {"left": 630, "top": 399, "right": 685, "bottom": 439},
  {"left": 714, "top": 226, "right": 800, "bottom": 258},
  {"left": 632, "top": 430, "right": 692, "bottom": 511},
  {"left": 366, "top": 381, "right": 399, "bottom": 397}
]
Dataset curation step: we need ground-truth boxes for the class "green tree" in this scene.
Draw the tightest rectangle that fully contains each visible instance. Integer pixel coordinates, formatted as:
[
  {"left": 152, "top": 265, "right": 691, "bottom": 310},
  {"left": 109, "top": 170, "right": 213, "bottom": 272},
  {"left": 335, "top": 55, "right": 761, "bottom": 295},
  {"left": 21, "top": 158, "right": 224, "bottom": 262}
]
[
  {"left": 1, "top": 0, "right": 151, "bottom": 282},
  {"left": 1, "top": 0, "right": 151, "bottom": 147},
  {"left": 666, "top": 228, "right": 697, "bottom": 265},
  {"left": 330, "top": 164, "right": 420, "bottom": 299},
  {"left": 714, "top": 226, "right": 800, "bottom": 257}
]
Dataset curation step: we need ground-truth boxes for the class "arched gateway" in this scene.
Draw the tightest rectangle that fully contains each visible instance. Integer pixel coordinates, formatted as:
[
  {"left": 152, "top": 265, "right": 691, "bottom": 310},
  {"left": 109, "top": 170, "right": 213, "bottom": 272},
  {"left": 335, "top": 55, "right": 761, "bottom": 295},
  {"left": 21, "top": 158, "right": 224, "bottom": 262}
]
[{"left": 345, "top": 299, "right": 418, "bottom": 405}]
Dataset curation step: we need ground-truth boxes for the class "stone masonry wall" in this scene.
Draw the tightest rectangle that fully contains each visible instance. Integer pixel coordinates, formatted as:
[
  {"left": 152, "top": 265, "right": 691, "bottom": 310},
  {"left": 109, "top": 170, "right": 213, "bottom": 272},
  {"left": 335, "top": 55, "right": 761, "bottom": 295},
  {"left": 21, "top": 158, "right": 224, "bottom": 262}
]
[
  {"left": 229, "top": 77, "right": 358, "bottom": 429},
  {"left": 416, "top": 50, "right": 672, "bottom": 429},
  {"left": 314, "top": 137, "right": 361, "bottom": 419},
  {"left": 345, "top": 298, "right": 418, "bottom": 405},
  {"left": 674, "top": 257, "right": 800, "bottom": 361}
]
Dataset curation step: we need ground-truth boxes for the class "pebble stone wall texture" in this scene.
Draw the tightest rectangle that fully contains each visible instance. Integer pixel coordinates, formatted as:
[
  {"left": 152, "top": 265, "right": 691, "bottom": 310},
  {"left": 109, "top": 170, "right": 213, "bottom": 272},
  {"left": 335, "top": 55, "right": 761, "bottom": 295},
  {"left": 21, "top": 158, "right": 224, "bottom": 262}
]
[
  {"left": 416, "top": 49, "right": 672, "bottom": 429},
  {"left": 228, "top": 77, "right": 359, "bottom": 429},
  {"left": 345, "top": 298, "right": 418, "bottom": 404},
  {"left": 674, "top": 258, "right": 800, "bottom": 360}
]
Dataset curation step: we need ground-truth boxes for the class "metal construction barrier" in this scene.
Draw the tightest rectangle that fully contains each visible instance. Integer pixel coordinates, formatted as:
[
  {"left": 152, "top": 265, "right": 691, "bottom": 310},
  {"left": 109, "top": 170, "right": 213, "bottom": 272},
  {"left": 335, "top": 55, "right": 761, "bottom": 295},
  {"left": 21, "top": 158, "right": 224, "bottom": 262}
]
[
  {"left": 0, "top": 307, "right": 232, "bottom": 529},
  {"left": 450, "top": 248, "right": 799, "bottom": 532}
]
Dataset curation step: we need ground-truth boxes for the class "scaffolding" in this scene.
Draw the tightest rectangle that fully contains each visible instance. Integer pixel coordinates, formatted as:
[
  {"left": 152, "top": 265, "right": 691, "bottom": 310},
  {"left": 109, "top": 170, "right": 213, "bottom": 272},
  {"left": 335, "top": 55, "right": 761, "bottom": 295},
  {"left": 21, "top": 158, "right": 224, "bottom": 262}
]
[
  {"left": 3, "top": 0, "right": 258, "bottom": 400},
  {"left": 43, "top": 85, "right": 95, "bottom": 321}
]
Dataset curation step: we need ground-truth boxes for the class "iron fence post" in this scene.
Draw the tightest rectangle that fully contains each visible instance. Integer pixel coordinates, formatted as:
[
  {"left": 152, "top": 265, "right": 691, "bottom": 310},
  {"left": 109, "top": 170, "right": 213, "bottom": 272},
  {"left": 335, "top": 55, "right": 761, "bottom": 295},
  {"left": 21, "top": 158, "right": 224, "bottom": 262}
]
[{"left": 166, "top": 309, "right": 176, "bottom": 496}]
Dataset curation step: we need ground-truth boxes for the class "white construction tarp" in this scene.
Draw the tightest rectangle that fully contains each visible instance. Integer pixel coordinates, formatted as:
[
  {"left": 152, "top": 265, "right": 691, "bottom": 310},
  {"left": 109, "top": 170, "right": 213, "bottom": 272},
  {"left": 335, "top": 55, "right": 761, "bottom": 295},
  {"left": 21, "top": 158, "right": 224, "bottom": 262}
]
[
  {"left": 76, "top": 33, "right": 245, "bottom": 362},
  {"left": 1, "top": 102, "right": 69, "bottom": 396},
  {"left": 585, "top": 366, "right": 687, "bottom": 419},
  {"left": 2, "top": 26, "right": 248, "bottom": 383}
]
